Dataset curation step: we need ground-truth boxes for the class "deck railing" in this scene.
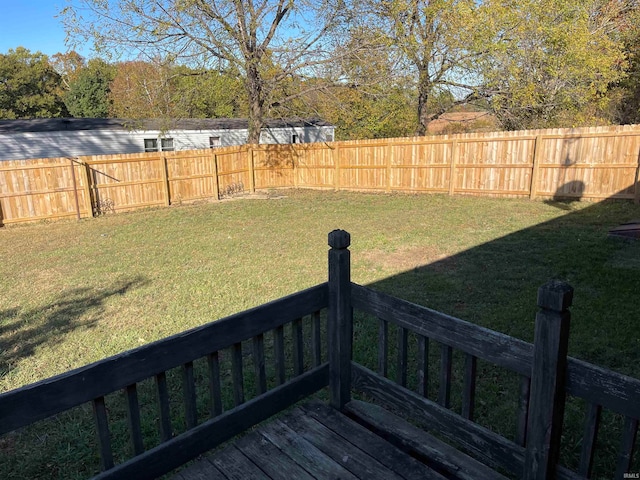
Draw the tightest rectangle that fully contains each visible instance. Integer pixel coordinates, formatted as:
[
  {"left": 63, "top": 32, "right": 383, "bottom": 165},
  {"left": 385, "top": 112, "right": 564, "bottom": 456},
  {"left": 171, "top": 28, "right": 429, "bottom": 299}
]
[
  {"left": 0, "top": 284, "right": 330, "bottom": 479},
  {"left": 328, "top": 232, "right": 640, "bottom": 480},
  {"left": 1, "top": 229, "right": 639, "bottom": 479}
]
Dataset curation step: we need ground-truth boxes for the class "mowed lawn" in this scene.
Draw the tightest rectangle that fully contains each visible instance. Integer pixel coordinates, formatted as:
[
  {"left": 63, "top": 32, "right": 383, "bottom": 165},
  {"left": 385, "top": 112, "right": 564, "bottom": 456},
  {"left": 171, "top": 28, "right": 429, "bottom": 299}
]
[
  {"left": 1, "top": 189, "right": 639, "bottom": 391},
  {"left": 1, "top": 189, "right": 640, "bottom": 479}
]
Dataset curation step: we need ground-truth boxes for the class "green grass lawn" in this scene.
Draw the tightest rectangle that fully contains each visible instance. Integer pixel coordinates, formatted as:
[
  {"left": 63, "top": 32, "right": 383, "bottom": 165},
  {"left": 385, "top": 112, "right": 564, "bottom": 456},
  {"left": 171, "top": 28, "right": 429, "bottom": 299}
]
[{"left": 1, "top": 189, "right": 639, "bottom": 478}]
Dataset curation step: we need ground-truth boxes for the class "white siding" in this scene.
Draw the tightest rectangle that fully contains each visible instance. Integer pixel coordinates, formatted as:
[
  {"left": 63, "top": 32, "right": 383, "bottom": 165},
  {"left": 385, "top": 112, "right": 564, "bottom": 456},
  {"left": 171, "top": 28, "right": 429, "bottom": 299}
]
[
  {"left": 0, "top": 125, "right": 336, "bottom": 161},
  {"left": 260, "top": 126, "right": 334, "bottom": 144}
]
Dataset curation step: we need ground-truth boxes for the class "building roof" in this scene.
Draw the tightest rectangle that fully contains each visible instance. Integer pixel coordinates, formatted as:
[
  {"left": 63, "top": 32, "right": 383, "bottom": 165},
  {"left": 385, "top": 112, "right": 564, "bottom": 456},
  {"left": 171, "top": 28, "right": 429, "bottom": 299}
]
[{"left": 0, "top": 117, "right": 334, "bottom": 133}]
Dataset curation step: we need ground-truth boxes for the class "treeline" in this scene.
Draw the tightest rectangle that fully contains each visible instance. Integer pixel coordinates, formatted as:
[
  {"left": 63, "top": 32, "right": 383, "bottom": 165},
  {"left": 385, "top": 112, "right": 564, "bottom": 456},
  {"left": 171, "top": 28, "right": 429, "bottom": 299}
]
[
  {"left": 0, "top": 50, "right": 247, "bottom": 122},
  {"left": 0, "top": 47, "right": 419, "bottom": 139},
  {"left": 2, "top": 0, "right": 640, "bottom": 141}
]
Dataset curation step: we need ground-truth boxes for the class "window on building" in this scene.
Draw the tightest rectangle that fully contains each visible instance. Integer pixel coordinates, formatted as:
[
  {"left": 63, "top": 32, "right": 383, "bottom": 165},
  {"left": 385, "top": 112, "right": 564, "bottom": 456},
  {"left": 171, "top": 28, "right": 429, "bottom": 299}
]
[
  {"left": 144, "top": 138, "right": 158, "bottom": 152},
  {"left": 326, "top": 133, "right": 334, "bottom": 142},
  {"left": 291, "top": 133, "right": 300, "bottom": 144},
  {"left": 209, "top": 136, "right": 221, "bottom": 148},
  {"left": 161, "top": 138, "right": 175, "bottom": 151}
]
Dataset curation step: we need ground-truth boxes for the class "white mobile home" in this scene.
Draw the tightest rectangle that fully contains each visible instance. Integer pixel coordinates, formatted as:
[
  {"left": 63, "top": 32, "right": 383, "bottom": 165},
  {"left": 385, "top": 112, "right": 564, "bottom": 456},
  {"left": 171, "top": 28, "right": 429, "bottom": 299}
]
[{"left": 0, "top": 117, "right": 335, "bottom": 161}]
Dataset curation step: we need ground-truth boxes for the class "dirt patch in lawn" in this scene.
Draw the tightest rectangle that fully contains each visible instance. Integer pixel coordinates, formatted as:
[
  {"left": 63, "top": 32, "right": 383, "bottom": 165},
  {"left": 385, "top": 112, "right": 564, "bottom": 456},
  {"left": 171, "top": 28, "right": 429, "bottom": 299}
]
[{"left": 361, "top": 245, "right": 457, "bottom": 273}]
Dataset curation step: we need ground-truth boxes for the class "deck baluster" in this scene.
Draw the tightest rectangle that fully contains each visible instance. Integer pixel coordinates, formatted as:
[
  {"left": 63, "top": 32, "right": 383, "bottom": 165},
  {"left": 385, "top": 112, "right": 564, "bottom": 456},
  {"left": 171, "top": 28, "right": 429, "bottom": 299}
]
[
  {"left": 182, "top": 361, "right": 197, "bottom": 429},
  {"left": 438, "top": 345, "right": 453, "bottom": 408},
  {"left": 92, "top": 396, "right": 114, "bottom": 471},
  {"left": 293, "top": 318, "right": 304, "bottom": 376},
  {"left": 252, "top": 334, "right": 267, "bottom": 395},
  {"left": 396, "top": 327, "right": 408, "bottom": 387},
  {"left": 125, "top": 383, "right": 144, "bottom": 455},
  {"left": 378, "top": 318, "right": 389, "bottom": 377},
  {"left": 462, "top": 354, "right": 477, "bottom": 420},
  {"left": 155, "top": 371, "right": 173, "bottom": 440},
  {"left": 516, "top": 375, "right": 531, "bottom": 447},
  {"left": 208, "top": 352, "right": 223, "bottom": 417},
  {"left": 579, "top": 402, "right": 601, "bottom": 477},
  {"left": 615, "top": 417, "right": 639, "bottom": 478},
  {"left": 417, "top": 335, "right": 429, "bottom": 397},
  {"left": 274, "top": 325, "right": 286, "bottom": 385},
  {"left": 311, "top": 311, "right": 322, "bottom": 367}
]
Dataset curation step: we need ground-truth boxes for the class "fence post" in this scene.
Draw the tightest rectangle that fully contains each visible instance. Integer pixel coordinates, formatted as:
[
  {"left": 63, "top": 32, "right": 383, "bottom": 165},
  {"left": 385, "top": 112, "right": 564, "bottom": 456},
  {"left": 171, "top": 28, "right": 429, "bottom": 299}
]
[
  {"left": 634, "top": 145, "right": 640, "bottom": 205},
  {"left": 524, "top": 280, "right": 573, "bottom": 480},
  {"left": 69, "top": 158, "right": 81, "bottom": 221},
  {"left": 530, "top": 135, "right": 543, "bottom": 200},
  {"left": 334, "top": 143, "right": 341, "bottom": 191},
  {"left": 292, "top": 146, "right": 299, "bottom": 189},
  {"left": 386, "top": 142, "right": 392, "bottom": 193},
  {"left": 449, "top": 140, "right": 458, "bottom": 196},
  {"left": 248, "top": 145, "right": 256, "bottom": 193},
  {"left": 161, "top": 156, "right": 171, "bottom": 206},
  {"left": 328, "top": 229, "right": 352, "bottom": 410},
  {"left": 79, "top": 158, "right": 93, "bottom": 218},
  {"left": 212, "top": 153, "right": 220, "bottom": 200}
]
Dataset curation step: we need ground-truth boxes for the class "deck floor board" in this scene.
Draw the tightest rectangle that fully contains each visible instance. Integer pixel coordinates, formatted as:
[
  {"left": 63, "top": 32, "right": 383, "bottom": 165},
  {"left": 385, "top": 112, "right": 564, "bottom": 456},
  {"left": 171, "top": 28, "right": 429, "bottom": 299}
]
[
  {"left": 175, "top": 402, "right": 472, "bottom": 480},
  {"left": 234, "top": 428, "right": 316, "bottom": 480},
  {"left": 300, "top": 403, "right": 447, "bottom": 480}
]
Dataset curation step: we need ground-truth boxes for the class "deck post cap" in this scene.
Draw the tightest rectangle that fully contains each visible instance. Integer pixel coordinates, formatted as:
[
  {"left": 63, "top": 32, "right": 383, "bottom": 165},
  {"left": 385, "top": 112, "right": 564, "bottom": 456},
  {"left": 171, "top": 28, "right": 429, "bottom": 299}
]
[
  {"left": 328, "top": 230, "right": 351, "bottom": 249},
  {"left": 537, "top": 280, "right": 573, "bottom": 312}
]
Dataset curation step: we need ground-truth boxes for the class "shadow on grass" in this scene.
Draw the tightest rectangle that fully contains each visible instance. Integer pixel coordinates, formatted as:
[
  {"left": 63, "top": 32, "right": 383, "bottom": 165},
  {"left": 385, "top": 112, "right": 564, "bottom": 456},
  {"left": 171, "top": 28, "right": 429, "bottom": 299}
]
[
  {"left": 361, "top": 186, "right": 640, "bottom": 375},
  {"left": 0, "top": 276, "right": 149, "bottom": 377},
  {"left": 351, "top": 184, "right": 640, "bottom": 476}
]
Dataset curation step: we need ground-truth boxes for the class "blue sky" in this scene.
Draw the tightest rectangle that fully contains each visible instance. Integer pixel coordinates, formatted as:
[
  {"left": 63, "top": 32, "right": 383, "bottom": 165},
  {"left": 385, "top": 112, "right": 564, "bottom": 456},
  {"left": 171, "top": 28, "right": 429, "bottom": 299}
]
[{"left": 0, "top": 1, "right": 86, "bottom": 57}]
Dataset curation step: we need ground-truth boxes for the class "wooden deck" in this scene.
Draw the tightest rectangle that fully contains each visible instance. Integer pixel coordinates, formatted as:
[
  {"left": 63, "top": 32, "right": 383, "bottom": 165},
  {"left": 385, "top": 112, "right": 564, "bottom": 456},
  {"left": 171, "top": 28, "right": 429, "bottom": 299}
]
[
  {"left": 174, "top": 401, "right": 504, "bottom": 480},
  {"left": 173, "top": 401, "right": 439, "bottom": 480}
]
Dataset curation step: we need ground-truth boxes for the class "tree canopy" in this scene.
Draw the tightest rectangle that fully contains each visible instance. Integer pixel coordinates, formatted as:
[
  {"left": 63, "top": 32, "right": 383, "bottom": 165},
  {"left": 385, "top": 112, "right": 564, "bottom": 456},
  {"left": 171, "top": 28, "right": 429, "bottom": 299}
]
[
  {"left": 481, "top": 0, "right": 629, "bottom": 129},
  {"left": 64, "top": 59, "right": 115, "bottom": 117},
  {"left": 0, "top": 48, "right": 68, "bottom": 119},
  {"left": 0, "top": 1, "right": 639, "bottom": 138},
  {"left": 62, "top": 0, "right": 355, "bottom": 142}
]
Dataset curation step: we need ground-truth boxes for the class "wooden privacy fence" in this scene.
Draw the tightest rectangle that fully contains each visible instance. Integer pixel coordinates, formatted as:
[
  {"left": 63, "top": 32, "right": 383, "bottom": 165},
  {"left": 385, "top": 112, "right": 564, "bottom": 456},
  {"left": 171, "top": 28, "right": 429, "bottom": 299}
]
[{"left": 1, "top": 124, "right": 639, "bottom": 225}]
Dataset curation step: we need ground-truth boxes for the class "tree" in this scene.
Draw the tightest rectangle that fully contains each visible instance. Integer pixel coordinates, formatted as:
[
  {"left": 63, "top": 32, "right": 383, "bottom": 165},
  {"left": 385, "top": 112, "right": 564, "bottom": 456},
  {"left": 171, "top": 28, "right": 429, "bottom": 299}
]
[
  {"left": 62, "top": 0, "right": 354, "bottom": 143},
  {"left": 108, "top": 61, "right": 177, "bottom": 119},
  {"left": 606, "top": 1, "right": 640, "bottom": 124},
  {"left": 172, "top": 65, "right": 247, "bottom": 118},
  {"left": 358, "top": 0, "right": 494, "bottom": 135},
  {"left": 50, "top": 51, "right": 86, "bottom": 89},
  {"left": 108, "top": 59, "right": 247, "bottom": 119},
  {"left": 355, "top": 0, "right": 631, "bottom": 134},
  {"left": 0, "top": 47, "right": 68, "bottom": 119},
  {"left": 482, "top": 0, "right": 628, "bottom": 130},
  {"left": 65, "top": 59, "right": 115, "bottom": 117}
]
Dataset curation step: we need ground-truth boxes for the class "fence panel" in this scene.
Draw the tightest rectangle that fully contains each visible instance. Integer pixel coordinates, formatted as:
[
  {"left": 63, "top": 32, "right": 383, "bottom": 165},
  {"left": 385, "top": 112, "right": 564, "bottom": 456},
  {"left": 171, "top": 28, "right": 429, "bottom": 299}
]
[
  {"left": 338, "top": 142, "right": 388, "bottom": 191},
  {"left": 296, "top": 144, "right": 336, "bottom": 189},
  {"left": 253, "top": 144, "right": 295, "bottom": 189},
  {"left": 86, "top": 153, "right": 166, "bottom": 214},
  {"left": 390, "top": 140, "right": 452, "bottom": 193},
  {"left": 165, "top": 150, "right": 218, "bottom": 204},
  {"left": 0, "top": 158, "right": 90, "bottom": 224},
  {"left": 215, "top": 147, "right": 251, "bottom": 196},
  {"left": 535, "top": 130, "right": 640, "bottom": 200},
  {"left": 453, "top": 135, "right": 536, "bottom": 197}
]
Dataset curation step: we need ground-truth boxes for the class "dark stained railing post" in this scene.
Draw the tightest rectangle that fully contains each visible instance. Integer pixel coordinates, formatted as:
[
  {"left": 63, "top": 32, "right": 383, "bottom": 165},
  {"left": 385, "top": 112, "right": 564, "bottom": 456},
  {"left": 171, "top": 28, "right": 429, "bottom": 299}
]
[
  {"left": 328, "top": 229, "right": 353, "bottom": 410},
  {"left": 524, "top": 280, "right": 573, "bottom": 480}
]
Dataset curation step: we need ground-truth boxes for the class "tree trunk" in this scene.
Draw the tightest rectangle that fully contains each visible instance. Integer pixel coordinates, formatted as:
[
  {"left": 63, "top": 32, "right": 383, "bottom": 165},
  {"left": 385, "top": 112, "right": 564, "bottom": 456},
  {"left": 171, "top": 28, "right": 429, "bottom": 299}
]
[
  {"left": 416, "top": 68, "right": 430, "bottom": 136},
  {"left": 246, "top": 62, "right": 264, "bottom": 145}
]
